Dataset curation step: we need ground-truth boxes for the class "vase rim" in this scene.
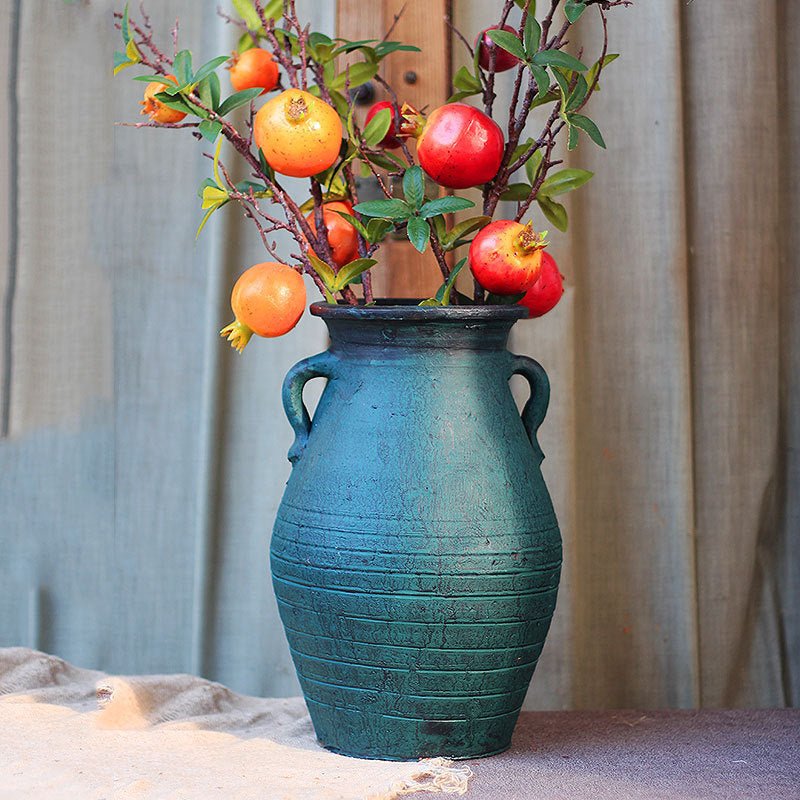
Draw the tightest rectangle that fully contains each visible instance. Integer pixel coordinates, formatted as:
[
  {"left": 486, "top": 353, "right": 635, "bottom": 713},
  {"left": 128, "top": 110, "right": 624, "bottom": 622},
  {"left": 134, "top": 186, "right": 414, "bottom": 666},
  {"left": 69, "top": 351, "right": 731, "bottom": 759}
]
[{"left": 310, "top": 300, "right": 528, "bottom": 322}]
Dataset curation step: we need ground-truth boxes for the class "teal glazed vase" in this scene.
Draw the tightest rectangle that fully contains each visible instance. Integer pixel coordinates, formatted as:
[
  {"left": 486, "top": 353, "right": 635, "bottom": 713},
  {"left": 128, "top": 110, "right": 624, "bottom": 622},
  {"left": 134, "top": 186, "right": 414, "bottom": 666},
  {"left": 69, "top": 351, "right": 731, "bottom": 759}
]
[{"left": 270, "top": 302, "right": 562, "bottom": 760}]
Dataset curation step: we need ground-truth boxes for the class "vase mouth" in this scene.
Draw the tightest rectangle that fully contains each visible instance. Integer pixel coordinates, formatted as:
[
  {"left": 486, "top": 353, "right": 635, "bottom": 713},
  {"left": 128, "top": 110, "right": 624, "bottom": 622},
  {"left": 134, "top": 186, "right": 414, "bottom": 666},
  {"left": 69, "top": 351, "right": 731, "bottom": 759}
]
[{"left": 310, "top": 300, "right": 528, "bottom": 322}]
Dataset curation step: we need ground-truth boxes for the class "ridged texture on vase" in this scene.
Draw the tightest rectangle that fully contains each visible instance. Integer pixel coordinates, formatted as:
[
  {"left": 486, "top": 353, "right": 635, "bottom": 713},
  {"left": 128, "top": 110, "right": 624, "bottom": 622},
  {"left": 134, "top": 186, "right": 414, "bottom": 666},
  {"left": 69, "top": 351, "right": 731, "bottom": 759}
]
[{"left": 271, "top": 304, "right": 562, "bottom": 760}]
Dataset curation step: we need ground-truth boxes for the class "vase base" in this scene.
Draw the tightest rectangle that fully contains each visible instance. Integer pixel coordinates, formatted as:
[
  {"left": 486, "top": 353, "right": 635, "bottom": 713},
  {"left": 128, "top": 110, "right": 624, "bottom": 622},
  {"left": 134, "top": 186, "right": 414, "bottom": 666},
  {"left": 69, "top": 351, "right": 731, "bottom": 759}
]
[{"left": 306, "top": 698, "right": 519, "bottom": 761}]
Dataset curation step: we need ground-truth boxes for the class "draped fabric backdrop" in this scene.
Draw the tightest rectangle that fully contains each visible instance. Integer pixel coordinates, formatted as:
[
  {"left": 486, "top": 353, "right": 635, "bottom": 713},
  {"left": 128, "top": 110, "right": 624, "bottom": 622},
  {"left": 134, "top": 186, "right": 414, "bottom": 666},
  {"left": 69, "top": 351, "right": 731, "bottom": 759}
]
[{"left": 0, "top": 0, "right": 796, "bottom": 710}]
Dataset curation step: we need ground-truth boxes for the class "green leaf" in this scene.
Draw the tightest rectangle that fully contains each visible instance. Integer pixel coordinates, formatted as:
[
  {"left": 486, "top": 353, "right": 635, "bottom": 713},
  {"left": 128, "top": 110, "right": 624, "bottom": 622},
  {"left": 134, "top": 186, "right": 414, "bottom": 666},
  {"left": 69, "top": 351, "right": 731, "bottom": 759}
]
[
  {"left": 218, "top": 87, "right": 263, "bottom": 116},
  {"left": 173, "top": 49, "right": 193, "bottom": 86},
  {"left": 196, "top": 73, "right": 221, "bottom": 113},
  {"left": 420, "top": 257, "right": 468, "bottom": 306},
  {"left": 514, "top": 0, "right": 535, "bottom": 9},
  {"left": 113, "top": 51, "right": 132, "bottom": 75},
  {"left": 567, "top": 74, "right": 588, "bottom": 111},
  {"left": 453, "top": 65, "right": 481, "bottom": 93},
  {"left": 120, "top": 4, "right": 131, "bottom": 43},
  {"left": 364, "top": 151, "right": 407, "bottom": 171},
  {"left": 198, "top": 177, "right": 219, "bottom": 198},
  {"left": 263, "top": 0, "right": 283, "bottom": 21},
  {"left": 564, "top": 0, "right": 587, "bottom": 23},
  {"left": 570, "top": 113, "right": 606, "bottom": 148},
  {"left": 365, "top": 218, "right": 393, "bottom": 243},
  {"left": 332, "top": 210, "right": 369, "bottom": 239},
  {"left": 586, "top": 52, "right": 620, "bottom": 88},
  {"left": 532, "top": 49, "right": 587, "bottom": 72},
  {"left": 402, "top": 166, "right": 426, "bottom": 210},
  {"left": 362, "top": 107, "right": 392, "bottom": 148},
  {"left": 235, "top": 179, "right": 268, "bottom": 195},
  {"left": 332, "top": 258, "right": 378, "bottom": 291},
  {"left": 329, "top": 61, "right": 379, "bottom": 91},
  {"left": 501, "top": 182, "right": 532, "bottom": 201},
  {"left": 525, "top": 148, "right": 544, "bottom": 184},
  {"left": 374, "top": 41, "right": 421, "bottom": 58},
  {"left": 531, "top": 87, "right": 560, "bottom": 109},
  {"left": 233, "top": 0, "right": 263, "bottom": 30},
  {"left": 306, "top": 251, "right": 337, "bottom": 300},
  {"left": 198, "top": 119, "right": 223, "bottom": 142},
  {"left": 537, "top": 195, "right": 568, "bottom": 232},
  {"left": 538, "top": 168, "right": 593, "bottom": 197},
  {"left": 523, "top": 14, "right": 542, "bottom": 59},
  {"left": 511, "top": 138, "right": 534, "bottom": 165},
  {"left": 551, "top": 67, "right": 572, "bottom": 101},
  {"left": 567, "top": 123, "right": 580, "bottom": 150},
  {"left": 406, "top": 216, "right": 431, "bottom": 253},
  {"left": 442, "top": 216, "right": 491, "bottom": 250},
  {"left": 353, "top": 199, "right": 412, "bottom": 220},
  {"left": 153, "top": 91, "right": 196, "bottom": 115},
  {"left": 208, "top": 72, "right": 221, "bottom": 111},
  {"left": 485, "top": 29, "right": 526, "bottom": 63},
  {"left": 419, "top": 196, "right": 475, "bottom": 218},
  {"left": 530, "top": 65, "right": 550, "bottom": 99},
  {"left": 193, "top": 55, "right": 229, "bottom": 84}
]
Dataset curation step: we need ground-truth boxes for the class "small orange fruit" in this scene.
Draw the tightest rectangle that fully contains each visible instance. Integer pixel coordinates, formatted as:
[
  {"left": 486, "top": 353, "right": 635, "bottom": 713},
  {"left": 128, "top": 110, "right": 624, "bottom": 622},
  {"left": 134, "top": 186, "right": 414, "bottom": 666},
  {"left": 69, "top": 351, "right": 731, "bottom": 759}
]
[
  {"left": 220, "top": 262, "right": 306, "bottom": 352},
  {"left": 229, "top": 48, "right": 279, "bottom": 94},
  {"left": 305, "top": 201, "right": 359, "bottom": 267},
  {"left": 254, "top": 89, "right": 342, "bottom": 178},
  {"left": 140, "top": 74, "right": 187, "bottom": 124}
]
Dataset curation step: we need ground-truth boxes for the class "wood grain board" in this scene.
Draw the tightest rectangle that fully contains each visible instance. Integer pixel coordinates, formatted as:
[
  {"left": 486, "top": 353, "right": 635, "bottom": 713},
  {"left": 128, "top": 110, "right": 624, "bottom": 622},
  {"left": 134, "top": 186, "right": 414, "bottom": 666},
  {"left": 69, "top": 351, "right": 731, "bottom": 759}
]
[{"left": 336, "top": 0, "right": 451, "bottom": 299}]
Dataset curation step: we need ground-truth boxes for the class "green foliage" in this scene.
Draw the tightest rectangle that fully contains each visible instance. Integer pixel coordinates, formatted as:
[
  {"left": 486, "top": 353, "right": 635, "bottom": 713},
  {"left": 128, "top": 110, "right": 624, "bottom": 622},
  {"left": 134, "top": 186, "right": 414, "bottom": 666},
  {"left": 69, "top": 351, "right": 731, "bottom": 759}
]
[
  {"left": 531, "top": 49, "right": 587, "bottom": 72},
  {"left": 441, "top": 216, "right": 491, "bottom": 250},
  {"left": 570, "top": 113, "right": 606, "bottom": 148},
  {"left": 353, "top": 199, "right": 413, "bottom": 221},
  {"left": 564, "top": 0, "right": 587, "bottom": 24},
  {"left": 361, "top": 108, "right": 392, "bottom": 148},
  {"left": 523, "top": 15, "right": 542, "bottom": 59},
  {"left": 402, "top": 166, "right": 426, "bottom": 210},
  {"left": 538, "top": 168, "right": 593, "bottom": 196},
  {"left": 486, "top": 29, "right": 525, "bottom": 62},
  {"left": 448, "top": 65, "right": 482, "bottom": 103},
  {"left": 419, "top": 258, "right": 467, "bottom": 307},
  {"left": 406, "top": 216, "right": 431, "bottom": 253},
  {"left": 418, "top": 196, "right": 475, "bottom": 218},
  {"left": 218, "top": 87, "right": 262, "bottom": 115},
  {"left": 331, "top": 258, "right": 378, "bottom": 291},
  {"left": 537, "top": 195, "right": 568, "bottom": 232}
]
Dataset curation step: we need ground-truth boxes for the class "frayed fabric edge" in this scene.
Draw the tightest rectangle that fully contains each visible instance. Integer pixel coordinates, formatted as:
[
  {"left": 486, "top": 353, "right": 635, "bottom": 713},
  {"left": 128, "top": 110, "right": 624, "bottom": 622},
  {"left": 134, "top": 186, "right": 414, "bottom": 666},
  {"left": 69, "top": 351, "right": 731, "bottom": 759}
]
[{"left": 369, "top": 757, "right": 473, "bottom": 799}]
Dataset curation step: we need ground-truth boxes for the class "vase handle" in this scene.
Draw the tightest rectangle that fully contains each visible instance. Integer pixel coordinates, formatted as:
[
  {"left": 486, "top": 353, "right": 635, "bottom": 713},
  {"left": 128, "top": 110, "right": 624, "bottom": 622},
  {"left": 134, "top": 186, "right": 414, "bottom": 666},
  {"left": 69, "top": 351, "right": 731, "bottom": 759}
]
[
  {"left": 282, "top": 351, "right": 338, "bottom": 465},
  {"left": 509, "top": 355, "right": 550, "bottom": 464}
]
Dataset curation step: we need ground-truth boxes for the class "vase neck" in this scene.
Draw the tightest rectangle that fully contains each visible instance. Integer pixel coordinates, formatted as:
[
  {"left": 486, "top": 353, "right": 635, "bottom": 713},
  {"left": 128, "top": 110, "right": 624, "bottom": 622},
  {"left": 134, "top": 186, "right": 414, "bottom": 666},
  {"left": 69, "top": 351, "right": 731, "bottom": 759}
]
[{"left": 323, "top": 317, "right": 517, "bottom": 356}]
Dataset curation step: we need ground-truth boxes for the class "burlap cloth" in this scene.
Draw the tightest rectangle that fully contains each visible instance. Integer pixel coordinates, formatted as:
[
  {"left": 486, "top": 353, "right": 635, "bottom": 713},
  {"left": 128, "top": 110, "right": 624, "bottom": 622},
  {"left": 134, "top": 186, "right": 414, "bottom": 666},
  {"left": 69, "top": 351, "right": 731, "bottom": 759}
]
[
  {"left": 3, "top": 648, "right": 799, "bottom": 799},
  {"left": 0, "top": 648, "right": 471, "bottom": 799}
]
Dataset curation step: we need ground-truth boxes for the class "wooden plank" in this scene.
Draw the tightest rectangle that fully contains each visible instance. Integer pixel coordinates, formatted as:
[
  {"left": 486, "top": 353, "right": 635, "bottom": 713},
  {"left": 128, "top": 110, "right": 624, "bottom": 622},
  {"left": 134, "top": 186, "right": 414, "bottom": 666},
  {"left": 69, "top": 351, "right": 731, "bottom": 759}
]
[{"left": 337, "top": 0, "right": 450, "bottom": 299}]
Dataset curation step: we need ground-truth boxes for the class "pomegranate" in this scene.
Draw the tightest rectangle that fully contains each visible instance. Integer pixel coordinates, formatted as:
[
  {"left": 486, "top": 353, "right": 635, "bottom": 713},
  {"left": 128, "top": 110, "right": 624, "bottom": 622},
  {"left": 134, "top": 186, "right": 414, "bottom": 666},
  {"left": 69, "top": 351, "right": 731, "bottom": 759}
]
[
  {"left": 469, "top": 219, "right": 547, "bottom": 295},
  {"left": 415, "top": 103, "right": 504, "bottom": 189},
  {"left": 519, "top": 251, "right": 565, "bottom": 317}
]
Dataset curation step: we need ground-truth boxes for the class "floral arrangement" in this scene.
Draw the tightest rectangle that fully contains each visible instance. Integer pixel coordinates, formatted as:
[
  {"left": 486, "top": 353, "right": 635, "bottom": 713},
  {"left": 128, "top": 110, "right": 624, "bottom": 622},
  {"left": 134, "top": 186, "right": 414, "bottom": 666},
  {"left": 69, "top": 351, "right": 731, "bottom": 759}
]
[{"left": 114, "top": 0, "right": 629, "bottom": 351}]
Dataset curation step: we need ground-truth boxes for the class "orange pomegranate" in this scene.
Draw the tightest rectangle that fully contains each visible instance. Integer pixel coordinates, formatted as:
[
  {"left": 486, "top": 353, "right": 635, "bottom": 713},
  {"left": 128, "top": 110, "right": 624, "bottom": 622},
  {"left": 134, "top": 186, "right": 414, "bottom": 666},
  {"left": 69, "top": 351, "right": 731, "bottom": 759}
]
[
  {"left": 229, "top": 48, "right": 279, "bottom": 94},
  {"left": 220, "top": 262, "right": 306, "bottom": 352},
  {"left": 254, "top": 89, "right": 342, "bottom": 178},
  {"left": 305, "top": 201, "right": 359, "bottom": 267},
  {"left": 140, "top": 74, "right": 187, "bottom": 124}
]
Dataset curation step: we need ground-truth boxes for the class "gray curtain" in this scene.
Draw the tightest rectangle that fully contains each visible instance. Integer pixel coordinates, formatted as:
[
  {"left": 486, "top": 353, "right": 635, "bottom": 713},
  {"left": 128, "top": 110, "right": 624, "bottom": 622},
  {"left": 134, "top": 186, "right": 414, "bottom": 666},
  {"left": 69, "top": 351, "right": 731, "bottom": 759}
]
[{"left": 0, "top": 0, "right": 796, "bottom": 709}]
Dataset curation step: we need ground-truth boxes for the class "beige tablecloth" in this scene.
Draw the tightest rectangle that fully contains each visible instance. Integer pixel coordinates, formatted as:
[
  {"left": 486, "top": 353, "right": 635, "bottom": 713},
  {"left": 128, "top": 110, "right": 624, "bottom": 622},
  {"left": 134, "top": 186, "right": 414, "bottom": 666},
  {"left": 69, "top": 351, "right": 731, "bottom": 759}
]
[
  {"left": 0, "top": 648, "right": 471, "bottom": 800},
  {"left": 3, "top": 648, "right": 799, "bottom": 800}
]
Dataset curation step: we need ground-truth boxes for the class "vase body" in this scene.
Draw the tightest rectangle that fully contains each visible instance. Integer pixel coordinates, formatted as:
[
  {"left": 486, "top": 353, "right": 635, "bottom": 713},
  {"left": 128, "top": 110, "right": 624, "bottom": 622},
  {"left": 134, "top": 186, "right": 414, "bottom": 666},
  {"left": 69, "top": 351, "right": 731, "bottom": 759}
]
[{"left": 270, "top": 302, "right": 562, "bottom": 760}]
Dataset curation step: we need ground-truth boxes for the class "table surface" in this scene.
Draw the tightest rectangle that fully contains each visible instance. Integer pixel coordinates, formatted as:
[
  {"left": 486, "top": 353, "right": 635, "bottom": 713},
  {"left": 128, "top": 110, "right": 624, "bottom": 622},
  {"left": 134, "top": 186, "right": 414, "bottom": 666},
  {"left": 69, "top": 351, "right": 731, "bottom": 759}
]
[
  {"left": 2, "top": 648, "right": 798, "bottom": 800},
  {"left": 416, "top": 708, "right": 800, "bottom": 800}
]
